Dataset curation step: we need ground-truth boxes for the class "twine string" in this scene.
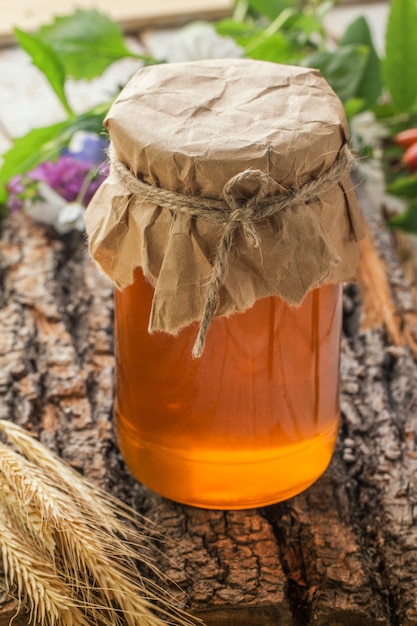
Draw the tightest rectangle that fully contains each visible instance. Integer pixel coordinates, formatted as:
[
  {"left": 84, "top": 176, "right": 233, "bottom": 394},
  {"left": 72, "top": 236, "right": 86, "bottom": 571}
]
[
  {"left": 191, "top": 169, "right": 272, "bottom": 357},
  {"left": 109, "top": 144, "right": 355, "bottom": 357}
]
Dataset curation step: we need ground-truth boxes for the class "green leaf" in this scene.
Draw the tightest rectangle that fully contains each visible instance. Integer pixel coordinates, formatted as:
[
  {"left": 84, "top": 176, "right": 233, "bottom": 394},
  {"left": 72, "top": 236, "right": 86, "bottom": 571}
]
[
  {"left": 217, "top": 19, "right": 292, "bottom": 62},
  {"left": 383, "top": 0, "right": 417, "bottom": 112},
  {"left": 37, "top": 9, "right": 141, "bottom": 80},
  {"left": 389, "top": 200, "right": 417, "bottom": 233},
  {"left": 372, "top": 102, "right": 402, "bottom": 120},
  {"left": 216, "top": 19, "right": 253, "bottom": 39},
  {"left": 387, "top": 174, "right": 417, "bottom": 198},
  {"left": 340, "top": 16, "right": 382, "bottom": 109},
  {"left": 344, "top": 97, "right": 367, "bottom": 119},
  {"left": 247, "top": 0, "right": 292, "bottom": 20},
  {"left": 244, "top": 31, "right": 292, "bottom": 61},
  {"left": 303, "top": 45, "right": 369, "bottom": 103},
  {"left": 13, "top": 28, "right": 73, "bottom": 116},
  {"left": 292, "top": 14, "right": 324, "bottom": 37},
  {"left": 0, "top": 104, "right": 110, "bottom": 197},
  {"left": 0, "top": 122, "right": 67, "bottom": 194}
]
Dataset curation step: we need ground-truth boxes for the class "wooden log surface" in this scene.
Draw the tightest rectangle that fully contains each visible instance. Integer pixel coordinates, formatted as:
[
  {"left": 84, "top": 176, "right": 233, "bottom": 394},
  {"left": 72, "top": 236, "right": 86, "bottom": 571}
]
[{"left": 1, "top": 183, "right": 417, "bottom": 625}]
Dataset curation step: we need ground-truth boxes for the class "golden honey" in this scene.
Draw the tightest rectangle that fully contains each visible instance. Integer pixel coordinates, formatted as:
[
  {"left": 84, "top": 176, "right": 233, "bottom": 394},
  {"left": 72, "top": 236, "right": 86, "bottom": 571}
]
[{"left": 114, "top": 272, "right": 342, "bottom": 509}]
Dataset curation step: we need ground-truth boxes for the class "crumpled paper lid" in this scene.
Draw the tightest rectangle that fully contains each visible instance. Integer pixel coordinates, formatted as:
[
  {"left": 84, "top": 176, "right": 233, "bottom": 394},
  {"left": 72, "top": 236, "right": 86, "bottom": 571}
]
[{"left": 85, "top": 58, "right": 365, "bottom": 353}]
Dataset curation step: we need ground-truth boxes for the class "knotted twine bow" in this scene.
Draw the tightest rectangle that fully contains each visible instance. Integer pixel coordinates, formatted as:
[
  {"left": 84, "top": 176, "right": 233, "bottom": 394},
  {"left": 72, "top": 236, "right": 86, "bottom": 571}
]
[{"left": 109, "top": 144, "right": 355, "bottom": 357}]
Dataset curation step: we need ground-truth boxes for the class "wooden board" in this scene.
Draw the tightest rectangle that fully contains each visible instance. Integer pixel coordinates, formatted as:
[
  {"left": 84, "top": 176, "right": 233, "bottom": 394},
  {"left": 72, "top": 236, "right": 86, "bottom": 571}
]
[{"left": 0, "top": 0, "right": 232, "bottom": 46}]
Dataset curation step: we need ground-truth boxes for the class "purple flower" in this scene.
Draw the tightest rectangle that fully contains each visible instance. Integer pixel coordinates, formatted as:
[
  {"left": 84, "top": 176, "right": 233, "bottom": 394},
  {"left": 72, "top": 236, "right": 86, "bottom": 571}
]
[
  {"left": 29, "top": 154, "right": 107, "bottom": 206},
  {"left": 5, "top": 131, "right": 109, "bottom": 224},
  {"left": 30, "top": 156, "right": 90, "bottom": 202},
  {"left": 6, "top": 175, "right": 25, "bottom": 212},
  {"left": 7, "top": 175, "right": 24, "bottom": 196}
]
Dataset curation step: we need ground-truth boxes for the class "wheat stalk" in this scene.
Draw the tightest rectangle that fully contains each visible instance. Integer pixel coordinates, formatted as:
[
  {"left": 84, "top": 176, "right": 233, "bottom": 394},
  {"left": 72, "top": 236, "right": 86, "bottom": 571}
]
[
  {"left": 0, "top": 420, "right": 130, "bottom": 526},
  {"left": 0, "top": 420, "right": 201, "bottom": 626},
  {"left": 0, "top": 420, "right": 163, "bottom": 551},
  {"left": 0, "top": 472, "right": 56, "bottom": 556},
  {"left": 0, "top": 517, "right": 89, "bottom": 626}
]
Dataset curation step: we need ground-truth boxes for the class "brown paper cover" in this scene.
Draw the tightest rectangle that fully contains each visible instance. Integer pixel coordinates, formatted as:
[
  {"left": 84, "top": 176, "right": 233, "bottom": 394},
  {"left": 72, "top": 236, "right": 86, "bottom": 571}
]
[{"left": 85, "top": 58, "right": 365, "bottom": 336}]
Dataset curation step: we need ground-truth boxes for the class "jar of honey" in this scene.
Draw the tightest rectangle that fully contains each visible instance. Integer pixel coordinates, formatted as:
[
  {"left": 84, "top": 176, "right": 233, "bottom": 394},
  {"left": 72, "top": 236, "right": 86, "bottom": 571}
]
[{"left": 85, "top": 58, "right": 364, "bottom": 509}]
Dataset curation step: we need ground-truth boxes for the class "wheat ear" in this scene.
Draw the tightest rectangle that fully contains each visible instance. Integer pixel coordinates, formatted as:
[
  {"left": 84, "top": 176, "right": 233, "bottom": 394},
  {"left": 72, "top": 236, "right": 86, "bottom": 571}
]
[
  {"left": 0, "top": 420, "right": 201, "bottom": 626},
  {"left": 0, "top": 420, "right": 160, "bottom": 541},
  {"left": 0, "top": 517, "right": 89, "bottom": 626},
  {"left": 0, "top": 471, "right": 56, "bottom": 556}
]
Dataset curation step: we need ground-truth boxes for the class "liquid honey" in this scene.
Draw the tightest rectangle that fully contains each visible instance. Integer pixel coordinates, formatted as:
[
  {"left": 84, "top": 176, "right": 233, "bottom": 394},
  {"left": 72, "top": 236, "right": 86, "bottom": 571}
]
[{"left": 114, "top": 273, "right": 342, "bottom": 509}]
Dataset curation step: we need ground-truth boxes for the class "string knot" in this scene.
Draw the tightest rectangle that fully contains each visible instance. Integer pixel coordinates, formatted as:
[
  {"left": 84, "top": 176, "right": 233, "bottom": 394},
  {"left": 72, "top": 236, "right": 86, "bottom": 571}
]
[
  {"left": 109, "top": 143, "right": 356, "bottom": 357},
  {"left": 222, "top": 168, "right": 273, "bottom": 247}
]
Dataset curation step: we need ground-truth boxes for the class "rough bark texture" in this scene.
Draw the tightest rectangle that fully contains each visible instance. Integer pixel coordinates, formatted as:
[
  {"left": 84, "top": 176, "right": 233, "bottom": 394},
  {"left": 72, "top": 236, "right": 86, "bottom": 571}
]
[{"left": 1, "top": 186, "right": 417, "bottom": 625}]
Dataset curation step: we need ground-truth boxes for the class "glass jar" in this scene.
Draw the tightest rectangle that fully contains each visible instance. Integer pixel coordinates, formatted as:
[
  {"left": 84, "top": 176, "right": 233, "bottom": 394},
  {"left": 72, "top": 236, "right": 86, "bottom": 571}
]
[
  {"left": 114, "top": 270, "right": 342, "bottom": 509},
  {"left": 85, "top": 58, "right": 364, "bottom": 510}
]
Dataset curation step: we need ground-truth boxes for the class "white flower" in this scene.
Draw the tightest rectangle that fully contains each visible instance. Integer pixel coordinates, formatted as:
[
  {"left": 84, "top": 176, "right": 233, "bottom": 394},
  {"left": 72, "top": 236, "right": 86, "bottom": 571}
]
[
  {"left": 24, "top": 181, "right": 66, "bottom": 226},
  {"left": 24, "top": 183, "right": 85, "bottom": 234},
  {"left": 166, "top": 21, "right": 243, "bottom": 63},
  {"left": 54, "top": 202, "right": 85, "bottom": 234}
]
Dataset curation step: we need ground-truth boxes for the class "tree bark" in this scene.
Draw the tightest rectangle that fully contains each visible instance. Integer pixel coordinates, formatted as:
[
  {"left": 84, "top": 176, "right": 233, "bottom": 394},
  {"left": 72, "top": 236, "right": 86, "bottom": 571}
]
[{"left": 1, "top": 187, "right": 417, "bottom": 625}]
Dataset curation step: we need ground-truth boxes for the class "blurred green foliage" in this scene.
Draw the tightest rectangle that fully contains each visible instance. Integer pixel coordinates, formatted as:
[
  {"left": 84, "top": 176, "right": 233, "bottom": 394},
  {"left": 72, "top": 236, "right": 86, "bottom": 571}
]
[{"left": 2, "top": 0, "right": 417, "bottom": 234}]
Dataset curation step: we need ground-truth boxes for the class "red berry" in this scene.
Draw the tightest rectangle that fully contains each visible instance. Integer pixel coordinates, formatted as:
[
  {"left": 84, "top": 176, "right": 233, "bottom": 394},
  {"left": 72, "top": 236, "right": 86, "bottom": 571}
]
[
  {"left": 395, "top": 128, "right": 417, "bottom": 148},
  {"left": 403, "top": 142, "right": 417, "bottom": 171}
]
